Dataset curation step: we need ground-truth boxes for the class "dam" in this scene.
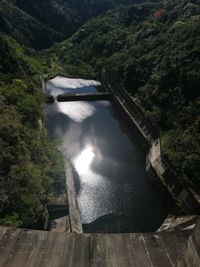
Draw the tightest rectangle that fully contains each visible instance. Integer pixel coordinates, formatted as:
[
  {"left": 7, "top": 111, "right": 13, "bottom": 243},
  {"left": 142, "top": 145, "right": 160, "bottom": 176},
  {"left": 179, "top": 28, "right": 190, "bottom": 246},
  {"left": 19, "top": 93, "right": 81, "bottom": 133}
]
[
  {"left": 0, "top": 76, "right": 199, "bottom": 266},
  {"left": 45, "top": 76, "right": 167, "bottom": 233}
]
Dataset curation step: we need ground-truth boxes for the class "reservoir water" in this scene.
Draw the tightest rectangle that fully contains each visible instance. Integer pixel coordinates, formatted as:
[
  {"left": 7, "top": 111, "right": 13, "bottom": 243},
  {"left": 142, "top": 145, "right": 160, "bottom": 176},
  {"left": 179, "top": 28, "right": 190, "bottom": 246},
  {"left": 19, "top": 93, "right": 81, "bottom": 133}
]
[{"left": 46, "top": 76, "right": 167, "bottom": 233}]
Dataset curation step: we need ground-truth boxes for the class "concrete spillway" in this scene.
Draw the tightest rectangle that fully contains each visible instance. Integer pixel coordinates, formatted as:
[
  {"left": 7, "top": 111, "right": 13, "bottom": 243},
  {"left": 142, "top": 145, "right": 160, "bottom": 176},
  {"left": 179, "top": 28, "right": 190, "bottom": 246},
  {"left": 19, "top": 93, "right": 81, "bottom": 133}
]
[{"left": 0, "top": 225, "right": 191, "bottom": 267}]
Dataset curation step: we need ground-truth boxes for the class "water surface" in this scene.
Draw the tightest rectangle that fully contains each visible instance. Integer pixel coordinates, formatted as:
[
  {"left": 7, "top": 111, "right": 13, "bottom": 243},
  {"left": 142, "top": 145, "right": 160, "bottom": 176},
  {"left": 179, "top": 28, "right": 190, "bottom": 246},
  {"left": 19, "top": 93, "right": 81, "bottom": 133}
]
[{"left": 46, "top": 77, "right": 167, "bottom": 233}]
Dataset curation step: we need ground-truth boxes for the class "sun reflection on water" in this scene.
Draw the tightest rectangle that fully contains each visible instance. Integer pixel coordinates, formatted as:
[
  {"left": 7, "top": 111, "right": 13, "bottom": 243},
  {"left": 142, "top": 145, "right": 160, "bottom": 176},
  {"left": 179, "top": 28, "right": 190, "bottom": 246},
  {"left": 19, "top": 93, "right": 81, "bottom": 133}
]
[
  {"left": 73, "top": 146, "right": 95, "bottom": 175},
  {"left": 73, "top": 145, "right": 105, "bottom": 186},
  {"left": 58, "top": 101, "right": 96, "bottom": 122}
]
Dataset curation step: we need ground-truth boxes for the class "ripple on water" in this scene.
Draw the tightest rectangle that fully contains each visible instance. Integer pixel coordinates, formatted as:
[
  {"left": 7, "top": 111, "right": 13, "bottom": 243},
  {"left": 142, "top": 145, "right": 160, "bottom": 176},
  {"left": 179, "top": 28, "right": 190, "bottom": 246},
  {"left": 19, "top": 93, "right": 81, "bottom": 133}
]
[{"left": 45, "top": 77, "right": 167, "bottom": 232}]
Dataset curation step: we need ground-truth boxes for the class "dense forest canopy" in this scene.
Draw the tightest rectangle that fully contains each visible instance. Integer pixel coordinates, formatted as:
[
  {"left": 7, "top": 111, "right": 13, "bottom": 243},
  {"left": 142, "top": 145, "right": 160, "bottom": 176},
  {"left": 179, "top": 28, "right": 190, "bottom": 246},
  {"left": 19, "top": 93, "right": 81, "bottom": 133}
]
[
  {"left": 0, "top": 0, "right": 200, "bottom": 227},
  {"left": 0, "top": 0, "right": 159, "bottom": 49},
  {"left": 0, "top": 34, "right": 65, "bottom": 227}
]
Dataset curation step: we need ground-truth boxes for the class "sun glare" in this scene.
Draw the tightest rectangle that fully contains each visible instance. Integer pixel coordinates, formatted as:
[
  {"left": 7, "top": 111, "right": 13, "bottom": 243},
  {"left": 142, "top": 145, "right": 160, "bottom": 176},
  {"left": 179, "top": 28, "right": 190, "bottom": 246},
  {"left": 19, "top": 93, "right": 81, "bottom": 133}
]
[
  {"left": 58, "top": 102, "right": 96, "bottom": 122},
  {"left": 73, "top": 146, "right": 95, "bottom": 175}
]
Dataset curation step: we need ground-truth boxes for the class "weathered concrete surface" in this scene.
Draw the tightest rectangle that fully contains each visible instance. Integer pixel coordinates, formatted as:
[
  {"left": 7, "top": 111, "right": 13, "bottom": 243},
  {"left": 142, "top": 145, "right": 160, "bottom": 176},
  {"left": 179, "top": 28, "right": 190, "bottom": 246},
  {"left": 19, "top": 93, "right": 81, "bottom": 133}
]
[
  {"left": 0, "top": 226, "right": 190, "bottom": 267},
  {"left": 176, "top": 219, "right": 200, "bottom": 267},
  {"left": 65, "top": 163, "right": 83, "bottom": 233},
  {"left": 51, "top": 216, "right": 70, "bottom": 233}
]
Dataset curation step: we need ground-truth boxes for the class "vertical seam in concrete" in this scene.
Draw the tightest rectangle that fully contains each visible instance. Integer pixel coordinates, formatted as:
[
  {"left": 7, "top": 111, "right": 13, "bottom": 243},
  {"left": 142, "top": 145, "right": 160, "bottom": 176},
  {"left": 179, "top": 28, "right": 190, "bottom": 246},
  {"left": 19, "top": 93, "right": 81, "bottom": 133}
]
[
  {"left": 158, "top": 235, "right": 174, "bottom": 267},
  {"left": 141, "top": 234, "right": 154, "bottom": 267}
]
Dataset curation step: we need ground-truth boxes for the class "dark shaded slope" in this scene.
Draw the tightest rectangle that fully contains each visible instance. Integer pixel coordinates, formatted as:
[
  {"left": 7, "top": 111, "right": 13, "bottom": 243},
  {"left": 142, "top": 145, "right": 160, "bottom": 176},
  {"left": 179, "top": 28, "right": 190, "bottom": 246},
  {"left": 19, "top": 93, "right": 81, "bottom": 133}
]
[
  {"left": 2, "top": 0, "right": 160, "bottom": 49},
  {"left": 0, "top": 1, "right": 62, "bottom": 50},
  {"left": 12, "top": 0, "right": 81, "bottom": 38}
]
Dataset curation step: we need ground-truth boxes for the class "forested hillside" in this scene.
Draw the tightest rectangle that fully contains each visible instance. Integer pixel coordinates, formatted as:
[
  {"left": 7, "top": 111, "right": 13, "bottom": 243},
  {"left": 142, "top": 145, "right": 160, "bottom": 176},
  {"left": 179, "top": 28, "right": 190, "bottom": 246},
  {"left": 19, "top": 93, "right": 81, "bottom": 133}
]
[
  {"left": 0, "top": 0, "right": 200, "bottom": 228},
  {"left": 44, "top": 0, "right": 200, "bottom": 189},
  {"left": 0, "top": 34, "right": 65, "bottom": 228},
  {"left": 1, "top": 0, "right": 158, "bottom": 49},
  {"left": 0, "top": 1, "right": 63, "bottom": 50}
]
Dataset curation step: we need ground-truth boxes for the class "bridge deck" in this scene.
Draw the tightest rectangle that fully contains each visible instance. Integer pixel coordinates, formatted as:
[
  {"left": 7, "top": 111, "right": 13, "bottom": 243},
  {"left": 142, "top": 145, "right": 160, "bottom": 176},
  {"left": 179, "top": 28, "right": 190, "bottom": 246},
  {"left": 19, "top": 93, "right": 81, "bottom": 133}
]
[{"left": 0, "top": 226, "right": 190, "bottom": 267}]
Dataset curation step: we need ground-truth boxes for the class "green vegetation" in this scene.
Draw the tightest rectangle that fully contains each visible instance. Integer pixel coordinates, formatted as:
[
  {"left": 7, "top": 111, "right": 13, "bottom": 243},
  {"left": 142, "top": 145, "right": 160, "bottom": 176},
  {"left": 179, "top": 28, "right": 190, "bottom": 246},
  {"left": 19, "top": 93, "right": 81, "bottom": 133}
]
[
  {"left": 1, "top": 0, "right": 159, "bottom": 49},
  {"left": 0, "top": 1, "right": 63, "bottom": 50},
  {"left": 44, "top": 0, "right": 200, "bottom": 189},
  {"left": 0, "top": 0, "right": 200, "bottom": 227},
  {"left": 0, "top": 34, "right": 65, "bottom": 228}
]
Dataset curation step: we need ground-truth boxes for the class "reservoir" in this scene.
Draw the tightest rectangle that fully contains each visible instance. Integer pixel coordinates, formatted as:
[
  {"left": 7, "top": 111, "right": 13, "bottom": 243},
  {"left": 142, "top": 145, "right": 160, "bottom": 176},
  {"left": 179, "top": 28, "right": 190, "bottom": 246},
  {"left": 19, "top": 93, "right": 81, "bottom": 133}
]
[{"left": 46, "top": 76, "right": 167, "bottom": 233}]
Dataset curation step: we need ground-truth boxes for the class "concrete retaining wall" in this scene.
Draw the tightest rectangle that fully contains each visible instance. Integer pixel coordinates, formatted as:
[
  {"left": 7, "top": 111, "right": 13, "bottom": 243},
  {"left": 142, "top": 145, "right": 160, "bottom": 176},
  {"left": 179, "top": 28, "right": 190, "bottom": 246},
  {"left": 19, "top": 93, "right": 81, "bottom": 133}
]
[
  {"left": 101, "top": 72, "right": 200, "bottom": 215},
  {"left": 65, "top": 163, "right": 83, "bottom": 233},
  {"left": 107, "top": 84, "right": 177, "bottom": 213}
]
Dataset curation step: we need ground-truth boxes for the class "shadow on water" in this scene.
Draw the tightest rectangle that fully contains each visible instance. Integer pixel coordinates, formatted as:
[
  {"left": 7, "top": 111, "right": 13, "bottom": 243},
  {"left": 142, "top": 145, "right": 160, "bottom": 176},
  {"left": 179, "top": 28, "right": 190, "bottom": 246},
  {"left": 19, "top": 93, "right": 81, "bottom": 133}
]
[
  {"left": 83, "top": 213, "right": 160, "bottom": 233},
  {"left": 83, "top": 213, "right": 137, "bottom": 233}
]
